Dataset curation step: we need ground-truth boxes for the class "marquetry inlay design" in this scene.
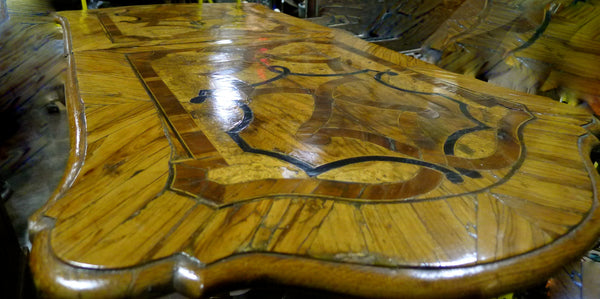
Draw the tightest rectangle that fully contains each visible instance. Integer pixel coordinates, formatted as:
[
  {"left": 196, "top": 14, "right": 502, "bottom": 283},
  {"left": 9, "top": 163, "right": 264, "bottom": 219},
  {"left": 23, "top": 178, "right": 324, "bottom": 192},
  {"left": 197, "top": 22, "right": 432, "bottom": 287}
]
[{"left": 128, "top": 40, "right": 533, "bottom": 206}]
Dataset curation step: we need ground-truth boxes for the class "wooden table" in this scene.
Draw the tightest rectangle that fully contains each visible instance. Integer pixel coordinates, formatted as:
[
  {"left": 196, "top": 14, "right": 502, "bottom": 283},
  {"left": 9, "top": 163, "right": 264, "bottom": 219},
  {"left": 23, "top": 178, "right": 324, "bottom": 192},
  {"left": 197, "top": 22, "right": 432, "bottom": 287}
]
[{"left": 29, "top": 3, "right": 600, "bottom": 298}]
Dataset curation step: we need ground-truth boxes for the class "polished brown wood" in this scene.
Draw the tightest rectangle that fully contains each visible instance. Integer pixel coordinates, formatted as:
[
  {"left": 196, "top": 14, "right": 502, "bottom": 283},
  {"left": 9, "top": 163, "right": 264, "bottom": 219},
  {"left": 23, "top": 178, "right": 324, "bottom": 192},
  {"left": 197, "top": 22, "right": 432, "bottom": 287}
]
[{"left": 29, "top": 3, "right": 600, "bottom": 298}]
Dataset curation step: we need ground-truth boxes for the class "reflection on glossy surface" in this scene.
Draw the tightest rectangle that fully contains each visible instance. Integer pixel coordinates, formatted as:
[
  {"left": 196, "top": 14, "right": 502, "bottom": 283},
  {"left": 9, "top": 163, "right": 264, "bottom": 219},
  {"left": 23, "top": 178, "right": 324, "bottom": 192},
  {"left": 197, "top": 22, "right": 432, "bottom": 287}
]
[
  {"left": 148, "top": 40, "right": 534, "bottom": 204},
  {"left": 27, "top": 3, "right": 600, "bottom": 299},
  {"left": 207, "top": 74, "right": 245, "bottom": 125},
  {"left": 56, "top": 277, "right": 107, "bottom": 292}
]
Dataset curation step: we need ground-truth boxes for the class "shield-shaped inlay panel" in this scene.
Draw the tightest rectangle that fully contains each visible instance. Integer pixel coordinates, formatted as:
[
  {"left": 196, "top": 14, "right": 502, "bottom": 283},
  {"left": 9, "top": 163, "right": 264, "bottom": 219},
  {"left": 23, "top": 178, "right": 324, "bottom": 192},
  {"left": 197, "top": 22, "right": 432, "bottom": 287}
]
[{"left": 129, "top": 40, "right": 533, "bottom": 206}]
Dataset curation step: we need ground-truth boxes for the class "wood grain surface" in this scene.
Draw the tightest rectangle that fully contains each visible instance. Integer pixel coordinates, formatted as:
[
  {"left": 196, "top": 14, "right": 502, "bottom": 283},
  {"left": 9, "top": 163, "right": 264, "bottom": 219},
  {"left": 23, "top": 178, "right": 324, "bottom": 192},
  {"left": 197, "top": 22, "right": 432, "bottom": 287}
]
[{"left": 28, "top": 3, "right": 600, "bottom": 298}]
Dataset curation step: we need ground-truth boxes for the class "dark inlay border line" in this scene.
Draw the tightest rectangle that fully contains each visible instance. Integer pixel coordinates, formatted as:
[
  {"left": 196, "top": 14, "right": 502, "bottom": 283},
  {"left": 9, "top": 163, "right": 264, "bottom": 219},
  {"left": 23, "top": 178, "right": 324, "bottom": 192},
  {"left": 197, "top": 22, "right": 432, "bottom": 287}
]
[
  {"left": 191, "top": 65, "right": 469, "bottom": 183},
  {"left": 127, "top": 39, "right": 534, "bottom": 204}
]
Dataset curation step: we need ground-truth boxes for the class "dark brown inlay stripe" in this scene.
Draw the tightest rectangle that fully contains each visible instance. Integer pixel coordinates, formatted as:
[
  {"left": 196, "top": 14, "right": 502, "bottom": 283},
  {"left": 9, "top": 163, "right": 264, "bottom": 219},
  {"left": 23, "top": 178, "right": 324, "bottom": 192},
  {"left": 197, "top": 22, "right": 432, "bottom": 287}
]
[
  {"left": 128, "top": 55, "right": 226, "bottom": 161},
  {"left": 97, "top": 13, "right": 122, "bottom": 42}
]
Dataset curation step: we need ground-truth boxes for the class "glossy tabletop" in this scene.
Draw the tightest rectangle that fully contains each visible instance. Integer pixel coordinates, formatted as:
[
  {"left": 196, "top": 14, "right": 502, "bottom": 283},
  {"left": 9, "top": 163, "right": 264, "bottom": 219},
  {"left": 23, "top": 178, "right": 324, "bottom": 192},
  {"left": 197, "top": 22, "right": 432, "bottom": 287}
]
[{"left": 29, "top": 3, "right": 600, "bottom": 298}]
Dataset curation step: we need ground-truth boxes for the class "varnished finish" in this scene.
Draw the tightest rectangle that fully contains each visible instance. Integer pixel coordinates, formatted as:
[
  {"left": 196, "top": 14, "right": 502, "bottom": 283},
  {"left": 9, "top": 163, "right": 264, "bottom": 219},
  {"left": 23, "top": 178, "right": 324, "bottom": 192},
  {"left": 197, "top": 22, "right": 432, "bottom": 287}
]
[{"left": 29, "top": 3, "right": 600, "bottom": 298}]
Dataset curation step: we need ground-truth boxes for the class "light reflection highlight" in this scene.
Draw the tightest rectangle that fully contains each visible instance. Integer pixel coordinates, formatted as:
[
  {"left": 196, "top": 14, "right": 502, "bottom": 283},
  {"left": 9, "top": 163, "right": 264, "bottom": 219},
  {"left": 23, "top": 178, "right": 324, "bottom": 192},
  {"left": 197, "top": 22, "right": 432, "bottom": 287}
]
[
  {"left": 56, "top": 276, "right": 107, "bottom": 291},
  {"left": 436, "top": 253, "right": 478, "bottom": 267},
  {"left": 177, "top": 267, "right": 200, "bottom": 282},
  {"left": 208, "top": 74, "right": 244, "bottom": 125},
  {"left": 215, "top": 39, "right": 233, "bottom": 45}
]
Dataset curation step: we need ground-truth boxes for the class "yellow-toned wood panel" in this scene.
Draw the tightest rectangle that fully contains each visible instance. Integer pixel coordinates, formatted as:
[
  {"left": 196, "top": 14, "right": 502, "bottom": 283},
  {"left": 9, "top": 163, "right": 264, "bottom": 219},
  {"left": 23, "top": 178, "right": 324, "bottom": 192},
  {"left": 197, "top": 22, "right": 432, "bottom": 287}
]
[
  {"left": 476, "top": 192, "right": 556, "bottom": 263},
  {"left": 490, "top": 172, "right": 593, "bottom": 213},
  {"left": 519, "top": 158, "right": 591, "bottom": 189},
  {"left": 308, "top": 203, "right": 369, "bottom": 260},
  {"left": 491, "top": 193, "right": 583, "bottom": 237},
  {"left": 75, "top": 52, "right": 153, "bottom": 105},
  {"left": 50, "top": 165, "right": 171, "bottom": 261},
  {"left": 150, "top": 203, "right": 215, "bottom": 259},
  {"left": 410, "top": 199, "right": 477, "bottom": 265},
  {"left": 75, "top": 193, "right": 197, "bottom": 267},
  {"left": 84, "top": 102, "right": 158, "bottom": 143},
  {"left": 525, "top": 118, "right": 589, "bottom": 136},
  {"left": 360, "top": 203, "right": 450, "bottom": 265},
  {"left": 45, "top": 109, "right": 170, "bottom": 219},
  {"left": 248, "top": 199, "right": 292, "bottom": 250},
  {"left": 193, "top": 200, "right": 272, "bottom": 262},
  {"left": 523, "top": 127, "right": 585, "bottom": 155},
  {"left": 268, "top": 199, "right": 334, "bottom": 255}
]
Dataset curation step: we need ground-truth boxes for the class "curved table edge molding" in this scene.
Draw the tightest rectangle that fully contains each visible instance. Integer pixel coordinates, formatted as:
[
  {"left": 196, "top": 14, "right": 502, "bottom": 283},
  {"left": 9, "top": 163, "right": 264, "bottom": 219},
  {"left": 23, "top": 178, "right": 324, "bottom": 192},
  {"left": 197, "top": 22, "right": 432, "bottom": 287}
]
[{"left": 28, "top": 14, "right": 87, "bottom": 238}]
